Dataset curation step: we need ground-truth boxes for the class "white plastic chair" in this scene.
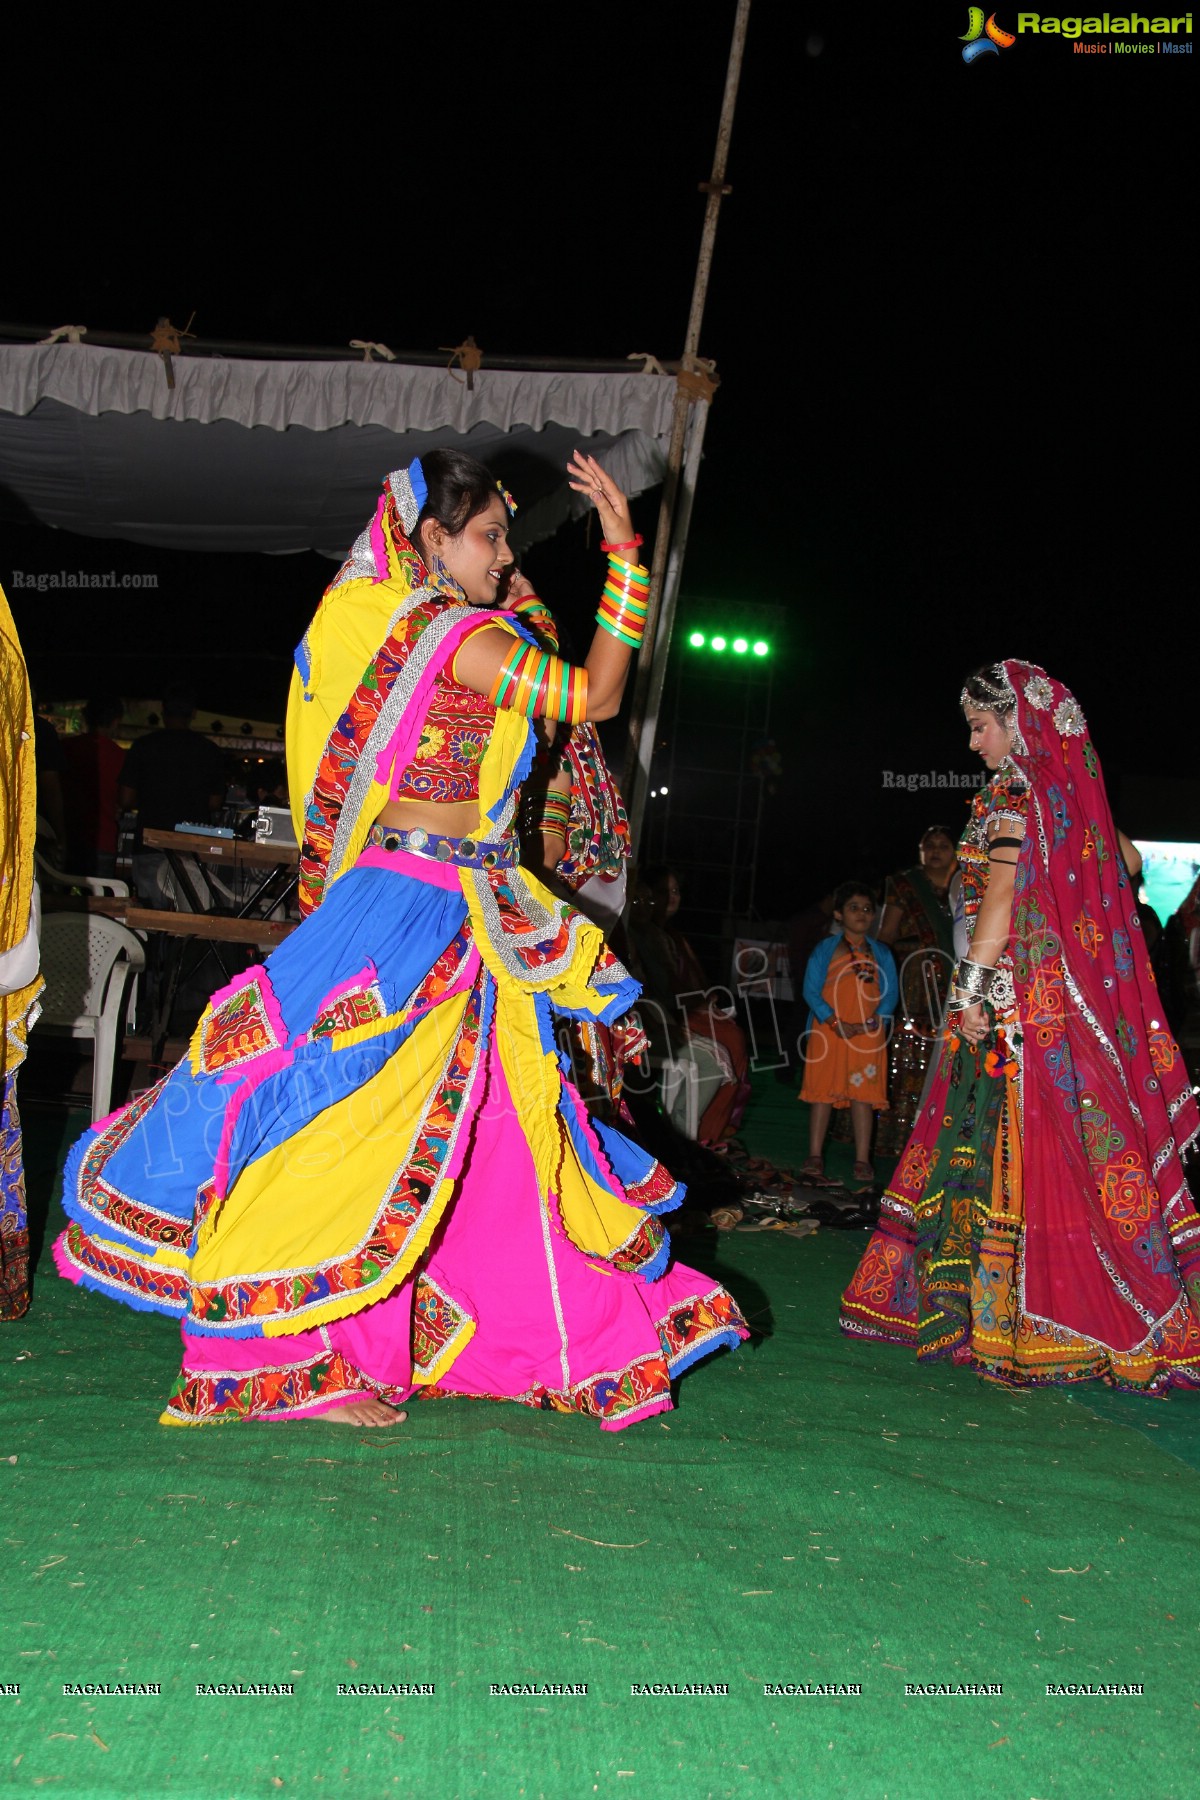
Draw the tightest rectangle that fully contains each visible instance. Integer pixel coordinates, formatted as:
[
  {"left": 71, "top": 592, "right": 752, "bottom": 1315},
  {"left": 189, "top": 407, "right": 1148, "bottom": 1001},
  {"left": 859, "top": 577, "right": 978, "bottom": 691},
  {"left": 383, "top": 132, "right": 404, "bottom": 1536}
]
[
  {"left": 36, "top": 914, "right": 147, "bottom": 1121},
  {"left": 35, "top": 853, "right": 142, "bottom": 1026},
  {"left": 659, "top": 1036, "right": 732, "bottom": 1140},
  {"left": 35, "top": 848, "right": 130, "bottom": 900},
  {"left": 659, "top": 1054, "right": 701, "bottom": 1139}
]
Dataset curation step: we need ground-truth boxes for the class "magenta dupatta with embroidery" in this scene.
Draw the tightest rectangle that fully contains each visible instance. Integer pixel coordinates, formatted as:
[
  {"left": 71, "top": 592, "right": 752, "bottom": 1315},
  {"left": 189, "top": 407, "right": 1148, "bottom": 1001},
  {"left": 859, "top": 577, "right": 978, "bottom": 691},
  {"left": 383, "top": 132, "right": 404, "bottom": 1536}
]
[{"left": 1004, "top": 659, "right": 1200, "bottom": 1350}]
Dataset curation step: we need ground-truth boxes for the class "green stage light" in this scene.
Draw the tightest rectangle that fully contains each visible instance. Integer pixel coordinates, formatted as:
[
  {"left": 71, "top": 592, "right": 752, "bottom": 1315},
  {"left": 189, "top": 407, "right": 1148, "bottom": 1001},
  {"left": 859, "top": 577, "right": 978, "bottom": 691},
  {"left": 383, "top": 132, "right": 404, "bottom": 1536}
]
[{"left": 687, "top": 628, "right": 771, "bottom": 659}]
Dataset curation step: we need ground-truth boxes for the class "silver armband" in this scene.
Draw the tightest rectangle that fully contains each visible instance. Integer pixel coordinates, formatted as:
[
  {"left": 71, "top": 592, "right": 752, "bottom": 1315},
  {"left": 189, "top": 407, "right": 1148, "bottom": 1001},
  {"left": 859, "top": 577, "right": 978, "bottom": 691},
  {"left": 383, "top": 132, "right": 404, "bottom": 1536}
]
[{"left": 953, "top": 959, "right": 996, "bottom": 1003}]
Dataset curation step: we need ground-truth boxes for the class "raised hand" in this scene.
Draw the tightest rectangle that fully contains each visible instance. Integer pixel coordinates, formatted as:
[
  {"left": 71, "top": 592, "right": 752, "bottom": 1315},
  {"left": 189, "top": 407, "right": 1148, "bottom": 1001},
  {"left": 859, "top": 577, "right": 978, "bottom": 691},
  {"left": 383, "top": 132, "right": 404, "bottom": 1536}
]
[{"left": 567, "top": 449, "right": 636, "bottom": 547}]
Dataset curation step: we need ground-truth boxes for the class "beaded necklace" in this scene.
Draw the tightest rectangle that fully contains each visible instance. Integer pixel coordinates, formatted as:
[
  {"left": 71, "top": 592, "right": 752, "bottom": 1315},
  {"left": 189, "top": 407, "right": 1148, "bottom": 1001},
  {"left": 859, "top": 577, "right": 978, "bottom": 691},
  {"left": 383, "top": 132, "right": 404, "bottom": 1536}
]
[{"left": 840, "top": 936, "right": 877, "bottom": 987}]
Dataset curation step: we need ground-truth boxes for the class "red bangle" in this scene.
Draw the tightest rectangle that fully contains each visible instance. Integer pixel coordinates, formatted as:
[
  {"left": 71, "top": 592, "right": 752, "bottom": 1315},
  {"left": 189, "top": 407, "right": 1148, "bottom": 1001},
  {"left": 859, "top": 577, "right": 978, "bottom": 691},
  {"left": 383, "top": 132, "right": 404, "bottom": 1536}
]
[{"left": 600, "top": 533, "right": 644, "bottom": 553}]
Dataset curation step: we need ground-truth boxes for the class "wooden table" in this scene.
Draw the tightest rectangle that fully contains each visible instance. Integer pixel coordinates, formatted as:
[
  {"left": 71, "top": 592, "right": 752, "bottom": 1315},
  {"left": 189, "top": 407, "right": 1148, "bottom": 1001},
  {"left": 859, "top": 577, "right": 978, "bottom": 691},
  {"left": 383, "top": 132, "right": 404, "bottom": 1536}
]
[
  {"left": 41, "top": 893, "right": 294, "bottom": 946},
  {"left": 141, "top": 827, "right": 300, "bottom": 919},
  {"left": 41, "top": 891, "right": 130, "bottom": 922},
  {"left": 124, "top": 908, "right": 295, "bottom": 947},
  {"left": 40, "top": 837, "right": 303, "bottom": 1076},
  {"left": 134, "top": 829, "right": 301, "bottom": 1058}
]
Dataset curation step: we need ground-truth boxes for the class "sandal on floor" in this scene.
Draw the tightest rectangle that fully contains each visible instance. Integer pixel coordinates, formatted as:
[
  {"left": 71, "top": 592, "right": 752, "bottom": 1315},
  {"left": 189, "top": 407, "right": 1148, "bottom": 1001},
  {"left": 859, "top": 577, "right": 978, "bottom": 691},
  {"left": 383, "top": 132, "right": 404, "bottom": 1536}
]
[
  {"left": 737, "top": 1215, "right": 819, "bottom": 1237},
  {"left": 797, "top": 1155, "right": 828, "bottom": 1185},
  {"left": 847, "top": 1161, "right": 877, "bottom": 1190},
  {"left": 709, "top": 1205, "right": 745, "bottom": 1231}
]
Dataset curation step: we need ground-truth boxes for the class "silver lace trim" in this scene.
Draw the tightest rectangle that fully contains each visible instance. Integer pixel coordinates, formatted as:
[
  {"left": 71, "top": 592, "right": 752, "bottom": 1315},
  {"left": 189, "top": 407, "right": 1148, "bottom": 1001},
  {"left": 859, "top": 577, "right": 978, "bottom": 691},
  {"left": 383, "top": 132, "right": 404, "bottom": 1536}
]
[
  {"left": 464, "top": 862, "right": 633, "bottom": 994},
  {"left": 539, "top": 1194, "right": 572, "bottom": 1391},
  {"left": 1060, "top": 962, "right": 1144, "bottom": 1128},
  {"left": 324, "top": 592, "right": 466, "bottom": 884}
]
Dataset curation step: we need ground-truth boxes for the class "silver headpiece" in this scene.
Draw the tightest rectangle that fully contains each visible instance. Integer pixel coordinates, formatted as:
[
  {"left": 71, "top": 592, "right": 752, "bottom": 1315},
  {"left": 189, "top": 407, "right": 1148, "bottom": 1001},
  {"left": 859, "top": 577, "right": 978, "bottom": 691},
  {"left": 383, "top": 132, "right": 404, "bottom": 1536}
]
[{"left": 959, "top": 666, "right": 1017, "bottom": 716}]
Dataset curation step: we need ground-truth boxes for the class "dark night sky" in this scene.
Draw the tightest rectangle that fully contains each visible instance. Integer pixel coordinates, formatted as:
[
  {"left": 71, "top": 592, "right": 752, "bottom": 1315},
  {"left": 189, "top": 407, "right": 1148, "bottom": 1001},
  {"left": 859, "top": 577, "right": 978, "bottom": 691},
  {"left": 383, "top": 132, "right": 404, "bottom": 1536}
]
[{"left": 2, "top": 4, "right": 1193, "bottom": 916}]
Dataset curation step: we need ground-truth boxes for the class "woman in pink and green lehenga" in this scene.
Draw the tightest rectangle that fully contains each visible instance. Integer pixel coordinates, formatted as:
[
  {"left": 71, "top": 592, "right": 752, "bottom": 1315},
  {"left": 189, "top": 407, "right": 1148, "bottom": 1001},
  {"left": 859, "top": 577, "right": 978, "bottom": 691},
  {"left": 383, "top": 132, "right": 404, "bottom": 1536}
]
[
  {"left": 841, "top": 660, "right": 1200, "bottom": 1390},
  {"left": 55, "top": 450, "right": 747, "bottom": 1428}
]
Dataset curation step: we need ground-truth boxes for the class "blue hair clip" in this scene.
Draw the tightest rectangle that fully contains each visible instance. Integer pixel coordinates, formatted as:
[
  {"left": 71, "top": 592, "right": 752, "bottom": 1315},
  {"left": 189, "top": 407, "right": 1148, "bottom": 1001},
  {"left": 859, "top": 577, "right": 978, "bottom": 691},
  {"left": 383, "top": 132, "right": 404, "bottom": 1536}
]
[
  {"left": 496, "top": 481, "right": 518, "bottom": 517},
  {"left": 410, "top": 457, "right": 428, "bottom": 516}
]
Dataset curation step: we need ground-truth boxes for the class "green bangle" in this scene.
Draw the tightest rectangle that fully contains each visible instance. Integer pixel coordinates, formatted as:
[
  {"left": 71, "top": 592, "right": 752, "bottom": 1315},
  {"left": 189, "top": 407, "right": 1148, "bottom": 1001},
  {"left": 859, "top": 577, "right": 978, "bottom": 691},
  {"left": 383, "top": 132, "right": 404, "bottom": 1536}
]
[
  {"left": 595, "top": 611, "right": 643, "bottom": 647},
  {"left": 605, "top": 592, "right": 649, "bottom": 616}
]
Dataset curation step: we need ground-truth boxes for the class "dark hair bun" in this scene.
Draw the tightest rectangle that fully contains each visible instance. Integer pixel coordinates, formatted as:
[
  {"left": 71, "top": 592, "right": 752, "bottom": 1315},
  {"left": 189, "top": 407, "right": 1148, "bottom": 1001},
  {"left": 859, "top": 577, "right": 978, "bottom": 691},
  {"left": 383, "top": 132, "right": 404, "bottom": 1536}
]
[{"left": 415, "top": 447, "right": 502, "bottom": 541}]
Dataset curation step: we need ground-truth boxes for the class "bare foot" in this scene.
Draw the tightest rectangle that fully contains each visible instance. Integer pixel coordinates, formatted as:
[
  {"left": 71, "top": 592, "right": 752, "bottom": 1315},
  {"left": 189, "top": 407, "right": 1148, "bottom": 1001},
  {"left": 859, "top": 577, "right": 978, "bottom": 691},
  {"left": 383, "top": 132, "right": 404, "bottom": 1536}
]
[{"left": 325, "top": 1398, "right": 408, "bottom": 1428}]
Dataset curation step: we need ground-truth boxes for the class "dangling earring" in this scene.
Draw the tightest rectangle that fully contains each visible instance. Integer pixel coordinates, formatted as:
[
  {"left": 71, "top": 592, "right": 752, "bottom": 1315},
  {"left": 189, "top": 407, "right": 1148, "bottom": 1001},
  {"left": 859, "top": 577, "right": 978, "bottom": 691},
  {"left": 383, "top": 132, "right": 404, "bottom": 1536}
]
[{"left": 427, "top": 548, "right": 464, "bottom": 604}]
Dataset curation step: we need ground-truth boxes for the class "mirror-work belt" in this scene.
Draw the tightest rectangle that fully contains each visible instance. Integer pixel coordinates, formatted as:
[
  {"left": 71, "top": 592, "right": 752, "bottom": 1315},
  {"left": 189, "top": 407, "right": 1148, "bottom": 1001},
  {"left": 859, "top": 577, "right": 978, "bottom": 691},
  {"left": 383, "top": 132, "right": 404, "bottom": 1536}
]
[{"left": 366, "top": 821, "right": 519, "bottom": 870}]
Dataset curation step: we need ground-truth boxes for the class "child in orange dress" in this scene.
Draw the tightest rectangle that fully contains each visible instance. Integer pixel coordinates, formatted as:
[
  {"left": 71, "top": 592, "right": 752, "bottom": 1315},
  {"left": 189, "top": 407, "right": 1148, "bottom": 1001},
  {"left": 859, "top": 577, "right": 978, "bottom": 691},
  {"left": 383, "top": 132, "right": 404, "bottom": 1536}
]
[{"left": 799, "top": 882, "right": 898, "bottom": 1190}]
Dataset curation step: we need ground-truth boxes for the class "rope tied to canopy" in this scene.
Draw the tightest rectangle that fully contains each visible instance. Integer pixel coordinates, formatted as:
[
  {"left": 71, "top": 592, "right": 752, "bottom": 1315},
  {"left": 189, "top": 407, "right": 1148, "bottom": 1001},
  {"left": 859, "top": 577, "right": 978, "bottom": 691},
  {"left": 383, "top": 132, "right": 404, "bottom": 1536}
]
[{"left": 440, "top": 335, "right": 483, "bottom": 390}]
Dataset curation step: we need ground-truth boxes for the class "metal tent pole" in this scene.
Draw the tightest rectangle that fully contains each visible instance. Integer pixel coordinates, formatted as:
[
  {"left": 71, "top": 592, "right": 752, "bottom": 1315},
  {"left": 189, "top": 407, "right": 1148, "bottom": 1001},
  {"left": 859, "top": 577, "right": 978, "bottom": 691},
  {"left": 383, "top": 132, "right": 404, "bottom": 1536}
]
[
  {"left": 623, "top": 0, "right": 751, "bottom": 852},
  {"left": 626, "top": 395, "right": 711, "bottom": 845}
]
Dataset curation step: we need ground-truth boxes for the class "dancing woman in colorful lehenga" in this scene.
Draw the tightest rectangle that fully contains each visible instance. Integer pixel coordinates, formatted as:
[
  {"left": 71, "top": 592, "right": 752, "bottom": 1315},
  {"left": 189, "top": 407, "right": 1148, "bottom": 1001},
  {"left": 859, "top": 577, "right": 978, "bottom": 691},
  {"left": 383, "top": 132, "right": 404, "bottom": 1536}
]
[
  {"left": 55, "top": 450, "right": 748, "bottom": 1427},
  {"left": 841, "top": 660, "right": 1200, "bottom": 1390}
]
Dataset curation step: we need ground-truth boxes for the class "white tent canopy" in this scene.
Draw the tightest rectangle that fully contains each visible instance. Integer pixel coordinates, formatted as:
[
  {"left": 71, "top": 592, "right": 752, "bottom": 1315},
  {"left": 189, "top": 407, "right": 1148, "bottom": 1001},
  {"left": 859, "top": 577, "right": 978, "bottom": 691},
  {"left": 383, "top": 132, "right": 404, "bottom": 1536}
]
[{"left": 0, "top": 344, "right": 675, "bottom": 557}]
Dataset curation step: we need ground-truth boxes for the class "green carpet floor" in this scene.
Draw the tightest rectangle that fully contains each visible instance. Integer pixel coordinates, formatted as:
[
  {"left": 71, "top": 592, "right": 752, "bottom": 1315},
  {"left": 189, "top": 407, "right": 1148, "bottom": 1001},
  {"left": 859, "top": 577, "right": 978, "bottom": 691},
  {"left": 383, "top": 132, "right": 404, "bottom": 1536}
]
[{"left": 3, "top": 1082, "right": 1198, "bottom": 1800}]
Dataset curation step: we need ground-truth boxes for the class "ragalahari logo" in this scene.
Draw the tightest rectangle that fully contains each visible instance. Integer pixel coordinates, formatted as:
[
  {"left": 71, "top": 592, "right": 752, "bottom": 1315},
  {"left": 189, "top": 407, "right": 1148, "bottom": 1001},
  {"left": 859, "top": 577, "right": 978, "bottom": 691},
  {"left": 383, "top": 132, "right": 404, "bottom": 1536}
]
[{"left": 961, "top": 8, "right": 1017, "bottom": 60}]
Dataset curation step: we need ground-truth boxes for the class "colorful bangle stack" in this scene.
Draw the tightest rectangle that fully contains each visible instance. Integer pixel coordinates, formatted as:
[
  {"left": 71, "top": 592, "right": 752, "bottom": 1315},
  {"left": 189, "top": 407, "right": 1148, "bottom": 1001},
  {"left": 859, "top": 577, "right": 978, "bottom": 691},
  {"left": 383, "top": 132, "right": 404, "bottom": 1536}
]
[
  {"left": 539, "top": 790, "right": 571, "bottom": 838},
  {"left": 488, "top": 641, "right": 588, "bottom": 725},
  {"left": 596, "top": 554, "right": 650, "bottom": 648},
  {"left": 509, "top": 593, "right": 558, "bottom": 646}
]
